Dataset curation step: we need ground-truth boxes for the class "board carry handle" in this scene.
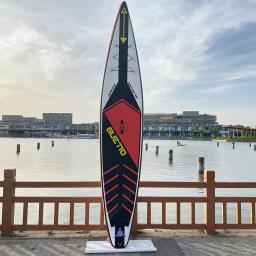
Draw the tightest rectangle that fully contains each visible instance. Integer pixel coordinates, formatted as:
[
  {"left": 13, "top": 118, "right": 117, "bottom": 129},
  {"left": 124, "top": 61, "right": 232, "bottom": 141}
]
[{"left": 120, "top": 120, "right": 125, "bottom": 134}]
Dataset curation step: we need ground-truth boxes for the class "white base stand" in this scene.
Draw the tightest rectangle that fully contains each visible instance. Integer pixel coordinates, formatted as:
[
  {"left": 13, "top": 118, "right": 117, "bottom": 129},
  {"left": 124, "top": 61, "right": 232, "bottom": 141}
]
[{"left": 85, "top": 239, "right": 157, "bottom": 254}]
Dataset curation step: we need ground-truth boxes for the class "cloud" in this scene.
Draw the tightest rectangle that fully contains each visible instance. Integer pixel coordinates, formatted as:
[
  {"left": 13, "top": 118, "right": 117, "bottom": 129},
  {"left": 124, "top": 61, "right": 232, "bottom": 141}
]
[
  {"left": 0, "top": 0, "right": 255, "bottom": 125},
  {"left": 201, "top": 84, "right": 242, "bottom": 94}
]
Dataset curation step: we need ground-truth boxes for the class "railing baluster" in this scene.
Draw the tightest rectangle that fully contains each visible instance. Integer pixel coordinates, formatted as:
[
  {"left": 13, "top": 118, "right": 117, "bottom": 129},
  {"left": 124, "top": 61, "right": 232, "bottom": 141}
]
[
  {"left": 191, "top": 202, "right": 195, "bottom": 225},
  {"left": 147, "top": 202, "right": 151, "bottom": 225},
  {"left": 85, "top": 203, "right": 90, "bottom": 225},
  {"left": 38, "top": 202, "right": 43, "bottom": 226},
  {"left": 162, "top": 202, "right": 166, "bottom": 225},
  {"left": 54, "top": 202, "right": 59, "bottom": 226},
  {"left": 177, "top": 202, "right": 180, "bottom": 225},
  {"left": 23, "top": 202, "right": 28, "bottom": 226},
  {"left": 222, "top": 202, "right": 227, "bottom": 225},
  {"left": 251, "top": 202, "right": 255, "bottom": 224},
  {"left": 131, "top": 207, "right": 137, "bottom": 235},
  {"left": 134, "top": 206, "right": 137, "bottom": 224},
  {"left": 100, "top": 203, "right": 104, "bottom": 227},
  {"left": 236, "top": 202, "right": 241, "bottom": 225},
  {"left": 70, "top": 202, "right": 74, "bottom": 225}
]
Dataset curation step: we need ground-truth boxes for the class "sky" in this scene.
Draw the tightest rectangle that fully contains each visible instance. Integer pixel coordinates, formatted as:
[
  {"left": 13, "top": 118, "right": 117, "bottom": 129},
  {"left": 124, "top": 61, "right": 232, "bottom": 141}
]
[{"left": 0, "top": 0, "right": 255, "bottom": 126}]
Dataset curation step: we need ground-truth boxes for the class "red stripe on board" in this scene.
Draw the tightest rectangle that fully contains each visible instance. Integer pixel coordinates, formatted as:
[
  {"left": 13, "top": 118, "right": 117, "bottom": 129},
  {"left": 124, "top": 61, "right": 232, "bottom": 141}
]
[
  {"left": 123, "top": 164, "right": 137, "bottom": 175},
  {"left": 108, "top": 204, "right": 119, "bottom": 215},
  {"left": 104, "top": 100, "right": 141, "bottom": 167},
  {"left": 122, "top": 193, "right": 134, "bottom": 205},
  {"left": 104, "top": 174, "right": 119, "bottom": 186},
  {"left": 105, "top": 184, "right": 119, "bottom": 196},
  {"left": 123, "top": 184, "right": 136, "bottom": 195},
  {"left": 122, "top": 204, "right": 132, "bottom": 214},
  {"left": 123, "top": 174, "right": 137, "bottom": 186},
  {"left": 104, "top": 164, "right": 119, "bottom": 176},
  {"left": 106, "top": 194, "right": 119, "bottom": 205}
]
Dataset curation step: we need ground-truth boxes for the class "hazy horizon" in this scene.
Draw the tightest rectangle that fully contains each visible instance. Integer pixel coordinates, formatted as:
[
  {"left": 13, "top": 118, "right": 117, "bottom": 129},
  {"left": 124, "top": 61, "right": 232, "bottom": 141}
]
[{"left": 0, "top": 0, "right": 255, "bottom": 126}]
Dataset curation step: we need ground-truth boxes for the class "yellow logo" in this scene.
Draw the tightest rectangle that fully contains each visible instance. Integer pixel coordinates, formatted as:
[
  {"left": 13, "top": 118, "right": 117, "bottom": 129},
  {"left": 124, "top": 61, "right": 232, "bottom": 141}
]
[{"left": 106, "top": 127, "right": 127, "bottom": 156}]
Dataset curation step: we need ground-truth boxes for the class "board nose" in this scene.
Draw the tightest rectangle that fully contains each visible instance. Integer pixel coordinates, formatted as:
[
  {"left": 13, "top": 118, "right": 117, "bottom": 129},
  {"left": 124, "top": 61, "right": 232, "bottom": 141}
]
[
  {"left": 120, "top": 1, "right": 128, "bottom": 12},
  {"left": 120, "top": 1, "right": 127, "bottom": 7}
]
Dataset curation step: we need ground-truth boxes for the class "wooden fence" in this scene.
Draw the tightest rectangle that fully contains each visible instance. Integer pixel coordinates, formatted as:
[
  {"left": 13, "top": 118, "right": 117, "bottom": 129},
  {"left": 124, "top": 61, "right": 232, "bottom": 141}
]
[{"left": 0, "top": 169, "right": 256, "bottom": 236}]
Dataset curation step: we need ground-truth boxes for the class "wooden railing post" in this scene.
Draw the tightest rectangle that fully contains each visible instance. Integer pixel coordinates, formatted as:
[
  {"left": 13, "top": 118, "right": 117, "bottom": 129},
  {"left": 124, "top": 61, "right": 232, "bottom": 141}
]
[
  {"left": 204, "top": 170, "right": 215, "bottom": 235},
  {"left": 1, "top": 169, "right": 16, "bottom": 236}
]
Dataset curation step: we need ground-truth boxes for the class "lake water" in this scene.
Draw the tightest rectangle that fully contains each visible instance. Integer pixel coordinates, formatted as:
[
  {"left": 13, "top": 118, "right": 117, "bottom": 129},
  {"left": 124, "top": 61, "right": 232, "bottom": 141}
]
[{"left": 0, "top": 138, "right": 255, "bottom": 225}]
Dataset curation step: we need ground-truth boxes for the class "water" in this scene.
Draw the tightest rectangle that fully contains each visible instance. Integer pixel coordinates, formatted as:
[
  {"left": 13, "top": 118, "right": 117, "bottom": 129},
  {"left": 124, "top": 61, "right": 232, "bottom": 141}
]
[
  {"left": 1, "top": 138, "right": 255, "bottom": 182},
  {"left": 0, "top": 138, "right": 255, "bottom": 225}
]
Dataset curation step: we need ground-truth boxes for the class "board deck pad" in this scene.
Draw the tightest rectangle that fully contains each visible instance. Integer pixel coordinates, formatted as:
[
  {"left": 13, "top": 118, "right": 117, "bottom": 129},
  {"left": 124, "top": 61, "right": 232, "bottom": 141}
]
[{"left": 100, "top": 1, "right": 143, "bottom": 249}]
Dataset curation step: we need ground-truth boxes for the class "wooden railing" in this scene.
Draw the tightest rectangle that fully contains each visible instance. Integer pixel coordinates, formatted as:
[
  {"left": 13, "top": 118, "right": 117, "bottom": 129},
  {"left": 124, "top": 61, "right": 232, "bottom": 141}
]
[{"left": 0, "top": 169, "right": 256, "bottom": 236}]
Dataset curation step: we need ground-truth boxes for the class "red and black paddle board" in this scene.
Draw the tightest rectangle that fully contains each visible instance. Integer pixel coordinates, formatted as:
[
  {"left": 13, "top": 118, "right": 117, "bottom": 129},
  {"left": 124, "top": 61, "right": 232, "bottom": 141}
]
[{"left": 100, "top": 1, "right": 143, "bottom": 249}]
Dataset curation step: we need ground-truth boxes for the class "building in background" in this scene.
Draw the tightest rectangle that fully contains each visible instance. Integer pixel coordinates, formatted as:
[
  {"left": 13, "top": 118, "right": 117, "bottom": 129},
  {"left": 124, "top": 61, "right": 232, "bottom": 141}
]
[
  {"left": 42, "top": 113, "right": 72, "bottom": 129},
  {"left": 0, "top": 115, "right": 44, "bottom": 137},
  {"left": 2, "top": 115, "right": 24, "bottom": 123},
  {"left": 71, "top": 122, "right": 99, "bottom": 135},
  {"left": 1, "top": 115, "right": 44, "bottom": 128},
  {"left": 144, "top": 111, "right": 219, "bottom": 138},
  {"left": 1, "top": 111, "right": 255, "bottom": 139},
  {"left": 0, "top": 113, "right": 99, "bottom": 137},
  {"left": 219, "top": 125, "right": 256, "bottom": 138},
  {"left": 6, "top": 111, "right": 256, "bottom": 139}
]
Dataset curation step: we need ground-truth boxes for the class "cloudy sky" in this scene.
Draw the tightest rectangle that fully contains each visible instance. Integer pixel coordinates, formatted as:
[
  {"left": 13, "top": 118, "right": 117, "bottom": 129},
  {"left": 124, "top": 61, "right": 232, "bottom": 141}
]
[{"left": 0, "top": 0, "right": 255, "bottom": 126}]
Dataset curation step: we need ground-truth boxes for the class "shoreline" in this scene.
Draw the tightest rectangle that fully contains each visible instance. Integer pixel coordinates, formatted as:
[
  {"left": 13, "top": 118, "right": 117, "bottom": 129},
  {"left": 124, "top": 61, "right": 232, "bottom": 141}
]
[{"left": 0, "top": 135, "right": 255, "bottom": 142}]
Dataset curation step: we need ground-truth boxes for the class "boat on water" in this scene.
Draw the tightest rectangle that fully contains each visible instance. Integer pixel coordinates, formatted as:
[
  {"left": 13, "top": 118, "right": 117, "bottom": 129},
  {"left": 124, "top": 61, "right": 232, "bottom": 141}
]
[{"left": 177, "top": 140, "right": 186, "bottom": 146}]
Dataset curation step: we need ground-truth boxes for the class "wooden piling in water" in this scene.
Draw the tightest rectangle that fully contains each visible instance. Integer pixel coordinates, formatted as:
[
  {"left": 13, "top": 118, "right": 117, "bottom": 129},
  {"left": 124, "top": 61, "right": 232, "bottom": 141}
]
[
  {"left": 217, "top": 142, "right": 219, "bottom": 147},
  {"left": 16, "top": 144, "right": 20, "bottom": 154},
  {"left": 37, "top": 142, "right": 40, "bottom": 150},
  {"left": 156, "top": 146, "right": 159, "bottom": 155},
  {"left": 51, "top": 141, "right": 54, "bottom": 147},
  {"left": 198, "top": 157, "right": 205, "bottom": 173},
  {"left": 169, "top": 149, "right": 173, "bottom": 161}
]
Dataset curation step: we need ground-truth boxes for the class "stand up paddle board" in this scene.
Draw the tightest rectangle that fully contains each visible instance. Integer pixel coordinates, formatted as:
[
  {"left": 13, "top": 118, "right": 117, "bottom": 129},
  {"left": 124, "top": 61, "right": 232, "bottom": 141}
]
[{"left": 100, "top": 1, "right": 143, "bottom": 249}]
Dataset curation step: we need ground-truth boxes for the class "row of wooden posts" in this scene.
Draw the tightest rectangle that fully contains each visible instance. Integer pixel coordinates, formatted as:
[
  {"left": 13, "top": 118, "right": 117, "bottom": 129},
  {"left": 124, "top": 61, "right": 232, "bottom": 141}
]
[
  {"left": 219, "top": 141, "right": 256, "bottom": 150},
  {"left": 16, "top": 140, "right": 256, "bottom": 154},
  {"left": 145, "top": 144, "right": 173, "bottom": 161},
  {"left": 145, "top": 143, "right": 204, "bottom": 173},
  {"left": 145, "top": 141, "right": 255, "bottom": 174},
  {"left": 146, "top": 141, "right": 256, "bottom": 157},
  {"left": 16, "top": 141, "right": 55, "bottom": 154},
  {"left": 249, "top": 142, "right": 256, "bottom": 151}
]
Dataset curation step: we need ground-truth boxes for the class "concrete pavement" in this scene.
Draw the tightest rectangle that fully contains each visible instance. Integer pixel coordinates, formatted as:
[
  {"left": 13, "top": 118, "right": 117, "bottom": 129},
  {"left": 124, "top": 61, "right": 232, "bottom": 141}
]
[{"left": 0, "top": 230, "right": 255, "bottom": 255}]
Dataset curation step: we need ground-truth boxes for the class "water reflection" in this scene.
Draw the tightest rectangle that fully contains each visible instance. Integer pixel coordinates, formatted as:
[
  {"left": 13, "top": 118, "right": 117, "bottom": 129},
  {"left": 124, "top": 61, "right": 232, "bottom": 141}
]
[{"left": 198, "top": 173, "right": 204, "bottom": 182}]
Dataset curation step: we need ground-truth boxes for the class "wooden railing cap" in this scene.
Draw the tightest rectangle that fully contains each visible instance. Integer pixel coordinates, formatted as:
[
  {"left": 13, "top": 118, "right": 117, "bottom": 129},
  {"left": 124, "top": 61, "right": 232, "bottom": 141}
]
[{"left": 4, "top": 169, "right": 16, "bottom": 179}]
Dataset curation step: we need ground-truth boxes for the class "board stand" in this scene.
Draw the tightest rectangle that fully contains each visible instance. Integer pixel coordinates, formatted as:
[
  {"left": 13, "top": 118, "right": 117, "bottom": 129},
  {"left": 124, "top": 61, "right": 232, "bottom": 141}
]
[{"left": 85, "top": 239, "right": 157, "bottom": 254}]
